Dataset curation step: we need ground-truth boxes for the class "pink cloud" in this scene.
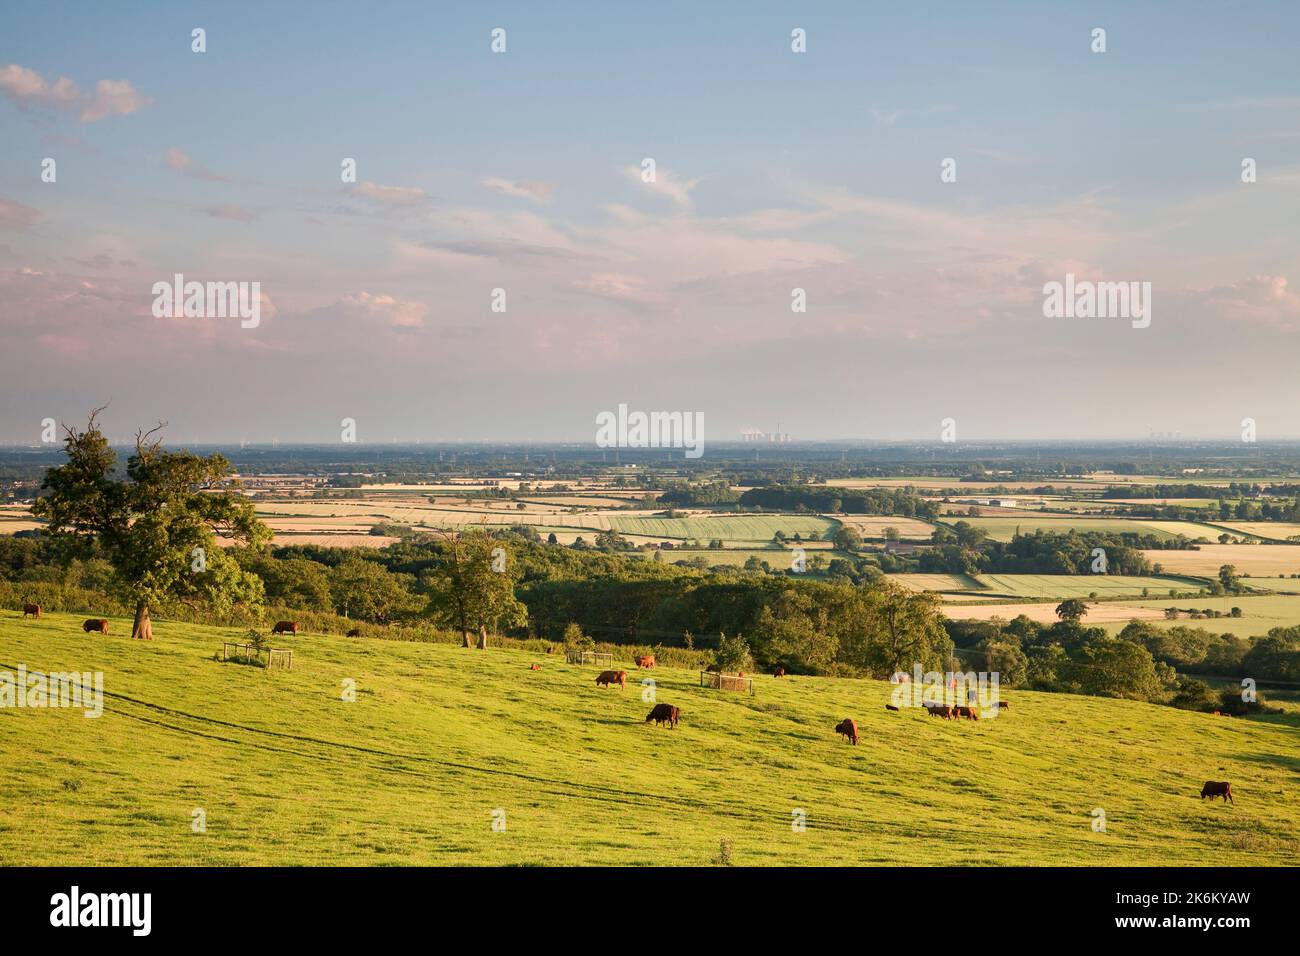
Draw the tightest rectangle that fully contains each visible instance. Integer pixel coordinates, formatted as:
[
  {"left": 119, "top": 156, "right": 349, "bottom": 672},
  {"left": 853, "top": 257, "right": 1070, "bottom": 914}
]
[
  {"left": 1201, "top": 275, "right": 1300, "bottom": 330},
  {"left": 201, "top": 204, "right": 257, "bottom": 223},
  {"left": 166, "top": 147, "right": 227, "bottom": 182},
  {"left": 0, "top": 197, "right": 40, "bottom": 231},
  {"left": 0, "top": 64, "right": 149, "bottom": 122}
]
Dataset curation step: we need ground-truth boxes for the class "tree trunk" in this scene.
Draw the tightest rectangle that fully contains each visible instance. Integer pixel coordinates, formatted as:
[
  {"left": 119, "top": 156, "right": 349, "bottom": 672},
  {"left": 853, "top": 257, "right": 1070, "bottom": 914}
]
[
  {"left": 477, "top": 624, "right": 488, "bottom": 650},
  {"left": 461, "top": 629, "right": 472, "bottom": 648},
  {"left": 132, "top": 601, "right": 153, "bottom": 641}
]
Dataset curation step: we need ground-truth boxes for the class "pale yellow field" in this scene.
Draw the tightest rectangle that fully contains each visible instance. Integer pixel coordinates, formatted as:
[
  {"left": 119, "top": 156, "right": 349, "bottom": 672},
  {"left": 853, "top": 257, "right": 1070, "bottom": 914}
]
[
  {"left": 1143, "top": 544, "right": 1300, "bottom": 577},
  {"left": 1149, "top": 546, "right": 1300, "bottom": 574},
  {"left": 836, "top": 516, "right": 936, "bottom": 539},
  {"left": 942, "top": 602, "right": 1168, "bottom": 624},
  {"left": 1218, "top": 522, "right": 1300, "bottom": 542}
]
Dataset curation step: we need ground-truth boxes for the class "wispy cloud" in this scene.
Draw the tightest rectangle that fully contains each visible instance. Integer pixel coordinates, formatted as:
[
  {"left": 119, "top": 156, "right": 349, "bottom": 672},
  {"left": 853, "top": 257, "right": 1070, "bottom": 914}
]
[
  {"left": 0, "top": 63, "right": 149, "bottom": 122},
  {"left": 200, "top": 204, "right": 257, "bottom": 223},
  {"left": 870, "top": 104, "right": 956, "bottom": 127},
  {"left": 482, "top": 177, "right": 556, "bottom": 203},
  {"left": 352, "top": 181, "right": 428, "bottom": 207},
  {"left": 0, "top": 197, "right": 40, "bottom": 231},
  {"left": 166, "top": 147, "right": 227, "bottom": 182},
  {"left": 622, "top": 165, "right": 700, "bottom": 209}
]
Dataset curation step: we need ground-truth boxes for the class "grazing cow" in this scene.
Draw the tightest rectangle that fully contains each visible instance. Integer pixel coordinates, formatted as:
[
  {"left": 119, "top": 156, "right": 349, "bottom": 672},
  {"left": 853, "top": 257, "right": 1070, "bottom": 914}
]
[
  {"left": 834, "top": 718, "right": 859, "bottom": 744},
  {"left": 271, "top": 621, "right": 299, "bottom": 636},
  {"left": 885, "top": 704, "right": 900, "bottom": 712},
  {"left": 997, "top": 701, "right": 1010, "bottom": 709},
  {"left": 529, "top": 663, "right": 542, "bottom": 671},
  {"left": 705, "top": 663, "right": 721, "bottom": 673},
  {"left": 22, "top": 603, "right": 41, "bottom": 620},
  {"left": 346, "top": 628, "right": 361, "bottom": 637},
  {"left": 773, "top": 666, "right": 785, "bottom": 678},
  {"left": 1200, "top": 781, "right": 1233, "bottom": 804},
  {"left": 82, "top": 618, "right": 108, "bottom": 635},
  {"left": 595, "top": 669, "right": 627, "bottom": 689},
  {"left": 645, "top": 703, "right": 679, "bottom": 728},
  {"left": 634, "top": 655, "right": 656, "bottom": 669},
  {"left": 924, "top": 703, "right": 954, "bottom": 719},
  {"left": 954, "top": 706, "right": 980, "bottom": 721}
]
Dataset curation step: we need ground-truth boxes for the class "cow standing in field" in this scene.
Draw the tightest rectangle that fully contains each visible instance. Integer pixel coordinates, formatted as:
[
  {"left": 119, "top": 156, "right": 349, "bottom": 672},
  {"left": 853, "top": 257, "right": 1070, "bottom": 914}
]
[
  {"left": 83, "top": 619, "right": 108, "bottom": 635},
  {"left": 1201, "top": 781, "right": 1233, "bottom": 804},
  {"left": 595, "top": 669, "right": 627, "bottom": 689},
  {"left": 271, "top": 621, "right": 299, "bottom": 636},
  {"left": 634, "top": 655, "right": 655, "bottom": 669},
  {"left": 645, "top": 703, "right": 679, "bottom": 728},
  {"left": 22, "top": 603, "right": 41, "bottom": 620},
  {"left": 346, "top": 628, "right": 361, "bottom": 637},
  {"left": 953, "top": 706, "right": 980, "bottom": 721},
  {"left": 773, "top": 667, "right": 785, "bottom": 678},
  {"left": 834, "top": 718, "right": 859, "bottom": 744},
  {"left": 925, "top": 703, "right": 954, "bottom": 719}
]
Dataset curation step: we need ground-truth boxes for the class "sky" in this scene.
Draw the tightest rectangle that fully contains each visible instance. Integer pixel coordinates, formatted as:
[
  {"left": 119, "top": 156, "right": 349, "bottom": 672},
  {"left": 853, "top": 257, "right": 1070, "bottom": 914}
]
[{"left": 2, "top": 1, "right": 1299, "bottom": 446}]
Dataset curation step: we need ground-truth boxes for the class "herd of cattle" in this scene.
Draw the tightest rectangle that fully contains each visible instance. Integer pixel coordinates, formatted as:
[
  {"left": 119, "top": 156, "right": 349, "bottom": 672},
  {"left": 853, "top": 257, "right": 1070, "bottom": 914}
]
[{"left": 15, "top": 601, "right": 1239, "bottom": 803}]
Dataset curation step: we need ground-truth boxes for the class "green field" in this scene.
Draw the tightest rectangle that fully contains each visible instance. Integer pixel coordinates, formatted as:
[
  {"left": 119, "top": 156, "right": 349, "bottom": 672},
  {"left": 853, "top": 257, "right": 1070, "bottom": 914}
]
[
  {"left": 1243, "top": 577, "right": 1300, "bottom": 594},
  {"left": 2, "top": 610, "right": 1298, "bottom": 865},
  {"left": 889, "top": 573, "right": 986, "bottom": 592},
  {"left": 646, "top": 548, "right": 854, "bottom": 568},
  {"left": 1098, "top": 593, "right": 1300, "bottom": 640},
  {"left": 607, "top": 514, "right": 839, "bottom": 543},
  {"left": 975, "top": 574, "right": 1203, "bottom": 599},
  {"left": 890, "top": 573, "right": 1204, "bottom": 599},
  {"left": 940, "top": 517, "right": 1222, "bottom": 543}
]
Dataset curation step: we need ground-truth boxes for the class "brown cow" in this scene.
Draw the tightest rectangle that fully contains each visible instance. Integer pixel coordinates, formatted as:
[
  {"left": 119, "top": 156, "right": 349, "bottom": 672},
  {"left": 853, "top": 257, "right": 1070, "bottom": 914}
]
[
  {"left": 773, "top": 666, "right": 785, "bottom": 677},
  {"left": 954, "top": 706, "right": 980, "bottom": 721},
  {"left": 645, "top": 703, "right": 679, "bottom": 728},
  {"left": 82, "top": 618, "right": 108, "bottom": 635},
  {"left": 705, "top": 663, "right": 721, "bottom": 673},
  {"left": 634, "top": 655, "right": 655, "bottom": 669},
  {"left": 997, "top": 700, "right": 1010, "bottom": 709},
  {"left": 529, "top": 663, "right": 542, "bottom": 671},
  {"left": 1201, "top": 781, "right": 1233, "bottom": 803},
  {"left": 271, "top": 621, "right": 299, "bottom": 636},
  {"left": 595, "top": 669, "right": 627, "bottom": 689},
  {"left": 345, "top": 628, "right": 361, "bottom": 637},
  {"left": 925, "top": 703, "right": 954, "bottom": 719},
  {"left": 834, "top": 718, "right": 859, "bottom": 744},
  {"left": 22, "top": 603, "right": 41, "bottom": 620}
]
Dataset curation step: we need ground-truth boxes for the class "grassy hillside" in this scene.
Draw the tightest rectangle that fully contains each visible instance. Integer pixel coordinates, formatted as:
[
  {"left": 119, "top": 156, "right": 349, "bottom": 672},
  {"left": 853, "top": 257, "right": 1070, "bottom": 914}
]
[{"left": 1, "top": 610, "right": 1297, "bottom": 866}]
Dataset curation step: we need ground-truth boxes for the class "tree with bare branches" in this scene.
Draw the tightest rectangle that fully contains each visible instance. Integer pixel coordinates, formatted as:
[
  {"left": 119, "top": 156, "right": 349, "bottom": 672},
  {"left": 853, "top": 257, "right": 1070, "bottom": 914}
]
[{"left": 32, "top": 408, "right": 270, "bottom": 640}]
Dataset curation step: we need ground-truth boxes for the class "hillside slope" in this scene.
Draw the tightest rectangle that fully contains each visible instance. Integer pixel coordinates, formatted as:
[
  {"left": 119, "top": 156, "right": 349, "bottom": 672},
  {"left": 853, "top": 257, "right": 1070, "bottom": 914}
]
[{"left": 1, "top": 611, "right": 1297, "bottom": 865}]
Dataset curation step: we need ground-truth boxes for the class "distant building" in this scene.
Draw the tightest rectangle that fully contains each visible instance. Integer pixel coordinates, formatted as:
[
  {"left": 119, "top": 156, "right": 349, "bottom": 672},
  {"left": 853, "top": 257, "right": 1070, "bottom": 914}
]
[{"left": 740, "top": 426, "right": 792, "bottom": 443}]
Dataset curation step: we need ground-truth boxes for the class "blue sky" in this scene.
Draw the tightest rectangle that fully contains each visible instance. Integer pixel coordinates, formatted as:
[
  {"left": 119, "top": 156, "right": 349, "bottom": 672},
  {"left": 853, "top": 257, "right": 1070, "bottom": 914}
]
[{"left": 2, "top": 1, "right": 1299, "bottom": 444}]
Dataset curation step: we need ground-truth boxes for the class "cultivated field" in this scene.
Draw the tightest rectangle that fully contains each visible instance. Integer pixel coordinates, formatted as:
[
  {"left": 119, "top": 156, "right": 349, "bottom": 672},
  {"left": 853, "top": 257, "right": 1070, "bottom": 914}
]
[
  {"left": 836, "top": 516, "right": 935, "bottom": 540},
  {"left": 1096, "top": 594, "right": 1300, "bottom": 640},
  {"left": 1145, "top": 545, "right": 1300, "bottom": 577},
  {"left": 942, "top": 516, "right": 1221, "bottom": 543},
  {"left": 606, "top": 514, "right": 839, "bottom": 543},
  {"left": 1217, "top": 523, "right": 1300, "bottom": 543},
  {"left": 2, "top": 610, "right": 1297, "bottom": 866},
  {"left": 891, "top": 573, "right": 1203, "bottom": 600},
  {"left": 941, "top": 602, "right": 1170, "bottom": 625},
  {"left": 643, "top": 547, "right": 854, "bottom": 568}
]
